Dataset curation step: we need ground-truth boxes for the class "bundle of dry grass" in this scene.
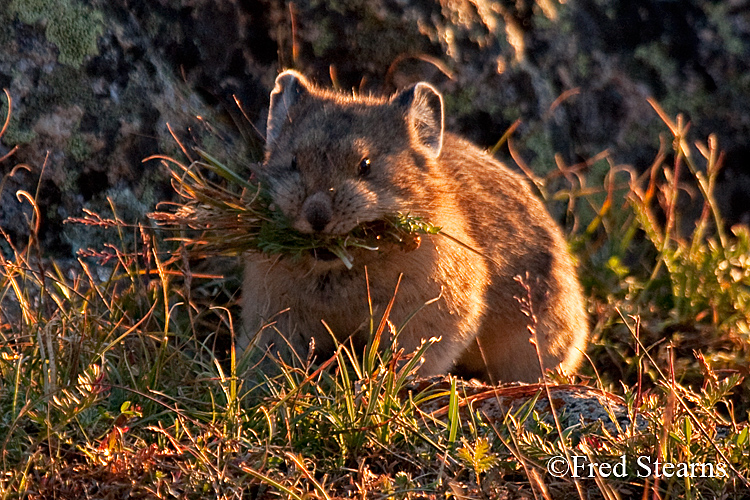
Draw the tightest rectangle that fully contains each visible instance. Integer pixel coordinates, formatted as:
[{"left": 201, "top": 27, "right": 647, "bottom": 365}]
[{"left": 149, "top": 150, "right": 441, "bottom": 269}]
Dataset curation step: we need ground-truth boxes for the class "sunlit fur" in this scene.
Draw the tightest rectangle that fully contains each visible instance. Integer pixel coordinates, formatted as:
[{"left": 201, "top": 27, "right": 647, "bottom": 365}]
[{"left": 240, "top": 71, "right": 589, "bottom": 383}]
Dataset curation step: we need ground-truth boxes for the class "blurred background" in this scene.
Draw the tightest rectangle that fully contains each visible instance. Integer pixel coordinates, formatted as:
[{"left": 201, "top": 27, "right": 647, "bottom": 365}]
[{"left": 1, "top": 0, "right": 749, "bottom": 255}]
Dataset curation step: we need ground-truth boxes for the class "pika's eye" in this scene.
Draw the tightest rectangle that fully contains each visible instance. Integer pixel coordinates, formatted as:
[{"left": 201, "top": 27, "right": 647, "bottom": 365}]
[
  {"left": 290, "top": 156, "right": 298, "bottom": 171},
  {"left": 358, "top": 157, "right": 371, "bottom": 177}
]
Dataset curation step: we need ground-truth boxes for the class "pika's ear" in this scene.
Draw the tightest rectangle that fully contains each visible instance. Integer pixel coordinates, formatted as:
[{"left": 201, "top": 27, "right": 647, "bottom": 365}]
[
  {"left": 266, "top": 70, "right": 310, "bottom": 146},
  {"left": 394, "top": 82, "right": 444, "bottom": 158}
]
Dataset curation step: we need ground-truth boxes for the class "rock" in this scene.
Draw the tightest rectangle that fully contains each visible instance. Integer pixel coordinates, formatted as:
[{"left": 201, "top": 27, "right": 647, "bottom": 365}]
[
  {"left": 0, "top": 0, "right": 255, "bottom": 256},
  {"left": 2, "top": 0, "right": 749, "bottom": 257},
  {"left": 409, "top": 377, "right": 647, "bottom": 436}
]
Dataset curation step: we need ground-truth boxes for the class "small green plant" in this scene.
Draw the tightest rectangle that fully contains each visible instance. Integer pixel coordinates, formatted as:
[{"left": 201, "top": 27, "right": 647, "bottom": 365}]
[
  {"left": 627, "top": 101, "right": 750, "bottom": 335},
  {"left": 456, "top": 436, "right": 500, "bottom": 484}
]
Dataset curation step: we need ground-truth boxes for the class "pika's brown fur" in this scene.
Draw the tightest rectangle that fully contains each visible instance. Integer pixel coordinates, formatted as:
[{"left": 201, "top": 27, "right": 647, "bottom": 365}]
[{"left": 239, "top": 70, "right": 588, "bottom": 383}]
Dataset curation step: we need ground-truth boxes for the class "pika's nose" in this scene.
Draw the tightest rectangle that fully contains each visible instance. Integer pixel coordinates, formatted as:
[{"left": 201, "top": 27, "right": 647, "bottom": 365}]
[{"left": 300, "top": 192, "right": 332, "bottom": 233}]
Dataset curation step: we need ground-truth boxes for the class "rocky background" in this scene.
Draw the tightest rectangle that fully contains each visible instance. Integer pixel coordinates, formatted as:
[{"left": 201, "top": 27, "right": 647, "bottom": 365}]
[{"left": 1, "top": 0, "right": 749, "bottom": 257}]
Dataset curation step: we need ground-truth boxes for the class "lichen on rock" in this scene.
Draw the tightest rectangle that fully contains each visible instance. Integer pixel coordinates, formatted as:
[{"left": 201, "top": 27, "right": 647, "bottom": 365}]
[{"left": 10, "top": 0, "right": 103, "bottom": 67}]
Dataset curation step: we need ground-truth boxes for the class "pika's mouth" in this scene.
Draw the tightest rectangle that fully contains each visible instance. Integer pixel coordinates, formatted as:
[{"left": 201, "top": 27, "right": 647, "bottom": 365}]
[{"left": 309, "top": 247, "right": 340, "bottom": 261}]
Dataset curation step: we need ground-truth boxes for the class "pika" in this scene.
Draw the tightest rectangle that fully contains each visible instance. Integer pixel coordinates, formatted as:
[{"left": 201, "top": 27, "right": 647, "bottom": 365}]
[{"left": 239, "top": 70, "right": 588, "bottom": 383}]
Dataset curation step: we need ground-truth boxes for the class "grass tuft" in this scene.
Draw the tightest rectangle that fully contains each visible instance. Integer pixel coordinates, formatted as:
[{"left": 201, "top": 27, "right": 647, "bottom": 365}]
[
  {"left": 148, "top": 149, "right": 440, "bottom": 269},
  {"left": 1, "top": 91, "right": 750, "bottom": 498}
]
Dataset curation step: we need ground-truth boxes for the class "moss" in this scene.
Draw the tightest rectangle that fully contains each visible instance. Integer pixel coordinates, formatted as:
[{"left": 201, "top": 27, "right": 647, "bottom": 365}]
[
  {"left": 44, "top": 65, "right": 95, "bottom": 107},
  {"left": 8, "top": 0, "right": 55, "bottom": 24},
  {"left": 58, "top": 164, "right": 80, "bottom": 193},
  {"left": 46, "top": 3, "right": 103, "bottom": 66},
  {"left": 68, "top": 133, "right": 91, "bottom": 162},
  {"left": 1, "top": 116, "right": 37, "bottom": 146},
  {"left": 10, "top": 0, "right": 103, "bottom": 68},
  {"left": 14, "top": 66, "right": 94, "bottom": 136}
]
